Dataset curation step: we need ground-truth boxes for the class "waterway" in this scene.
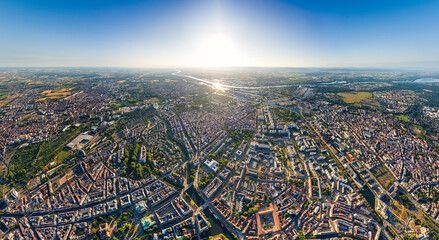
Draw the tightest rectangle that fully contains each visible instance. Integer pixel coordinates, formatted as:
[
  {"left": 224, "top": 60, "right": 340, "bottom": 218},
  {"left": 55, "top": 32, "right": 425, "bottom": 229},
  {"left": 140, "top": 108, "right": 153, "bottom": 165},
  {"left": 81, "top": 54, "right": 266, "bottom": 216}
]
[
  {"left": 414, "top": 78, "right": 439, "bottom": 83},
  {"left": 360, "top": 186, "right": 376, "bottom": 209},
  {"left": 319, "top": 80, "right": 347, "bottom": 85},
  {"left": 172, "top": 70, "right": 295, "bottom": 90},
  {"left": 173, "top": 70, "right": 313, "bottom": 108},
  {"left": 0, "top": 221, "right": 6, "bottom": 233},
  {"left": 185, "top": 186, "right": 204, "bottom": 206},
  {"left": 201, "top": 207, "right": 237, "bottom": 240},
  {"left": 300, "top": 88, "right": 312, "bottom": 100}
]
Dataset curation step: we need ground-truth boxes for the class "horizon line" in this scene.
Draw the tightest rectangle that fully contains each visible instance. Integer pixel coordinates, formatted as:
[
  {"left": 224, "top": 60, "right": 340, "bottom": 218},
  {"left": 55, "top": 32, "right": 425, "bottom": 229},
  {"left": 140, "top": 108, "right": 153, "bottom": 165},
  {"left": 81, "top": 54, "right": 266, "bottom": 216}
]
[{"left": 0, "top": 66, "right": 438, "bottom": 72}]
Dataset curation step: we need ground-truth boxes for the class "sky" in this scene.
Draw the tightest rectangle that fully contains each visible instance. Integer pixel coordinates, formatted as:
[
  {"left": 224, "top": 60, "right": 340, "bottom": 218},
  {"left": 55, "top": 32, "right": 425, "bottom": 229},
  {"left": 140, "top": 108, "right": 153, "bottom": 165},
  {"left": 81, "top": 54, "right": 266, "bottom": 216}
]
[{"left": 1, "top": 0, "right": 439, "bottom": 68}]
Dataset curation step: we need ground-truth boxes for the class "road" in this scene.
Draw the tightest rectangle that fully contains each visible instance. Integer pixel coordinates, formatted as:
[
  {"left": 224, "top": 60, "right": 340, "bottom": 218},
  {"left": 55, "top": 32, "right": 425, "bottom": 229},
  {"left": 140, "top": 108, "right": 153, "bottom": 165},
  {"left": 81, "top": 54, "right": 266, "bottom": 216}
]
[{"left": 301, "top": 109, "right": 394, "bottom": 240}]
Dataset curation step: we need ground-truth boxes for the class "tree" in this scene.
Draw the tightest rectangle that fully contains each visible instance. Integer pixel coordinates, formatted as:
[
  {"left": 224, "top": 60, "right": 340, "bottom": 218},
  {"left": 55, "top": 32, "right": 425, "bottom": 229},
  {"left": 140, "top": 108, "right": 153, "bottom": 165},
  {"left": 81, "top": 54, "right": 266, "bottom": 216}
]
[
  {"left": 322, "top": 187, "right": 331, "bottom": 196},
  {"left": 385, "top": 179, "right": 394, "bottom": 189},
  {"left": 136, "top": 164, "right": 143, "bottom": 178},
  {"left": 298, "top": 230, "right": 305, "bottom": 240}
]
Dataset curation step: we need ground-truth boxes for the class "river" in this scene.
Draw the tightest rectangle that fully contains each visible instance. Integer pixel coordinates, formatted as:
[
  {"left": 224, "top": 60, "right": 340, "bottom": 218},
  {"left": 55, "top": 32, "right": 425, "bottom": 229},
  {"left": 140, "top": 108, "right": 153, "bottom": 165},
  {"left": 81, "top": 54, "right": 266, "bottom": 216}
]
[
  {"left": 414, "top": 78, "right": 439, "bottom": 83},
  {"left": 172, "top": 70, "right": 295, "bottom": 90},
  {"left": 173, "top": 70, "right": 307, "bottom": 114}
]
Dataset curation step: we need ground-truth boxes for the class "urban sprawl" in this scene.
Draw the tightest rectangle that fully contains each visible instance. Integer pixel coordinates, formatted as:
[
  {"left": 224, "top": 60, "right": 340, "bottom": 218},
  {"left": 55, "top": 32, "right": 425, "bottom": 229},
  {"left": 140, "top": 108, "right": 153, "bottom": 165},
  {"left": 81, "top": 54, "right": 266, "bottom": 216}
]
[{"left": 0, "top": 68, "right": 438, "bottom": 240}]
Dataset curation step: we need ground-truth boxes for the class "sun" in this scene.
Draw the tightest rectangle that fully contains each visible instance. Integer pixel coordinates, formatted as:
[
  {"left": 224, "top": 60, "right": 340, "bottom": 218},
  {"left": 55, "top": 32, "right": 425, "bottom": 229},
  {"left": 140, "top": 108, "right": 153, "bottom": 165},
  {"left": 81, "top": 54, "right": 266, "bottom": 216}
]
[
  {"left": 188, "top": 32, "right": 244, "bottom": 67},
  {"left": 212, "top": 82, "right": 226, "bottom": 91}
]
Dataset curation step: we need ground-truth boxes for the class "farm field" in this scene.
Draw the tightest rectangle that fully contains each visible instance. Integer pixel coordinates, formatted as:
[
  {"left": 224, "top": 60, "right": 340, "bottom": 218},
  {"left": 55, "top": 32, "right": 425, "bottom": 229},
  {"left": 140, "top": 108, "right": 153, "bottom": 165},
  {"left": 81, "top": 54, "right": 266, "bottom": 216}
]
[
  {"left": 0, "top": 93, "right": 21, "bottom": 107},
  {"left": 38, "top": 88, "right": 74, "bottom": 101},
  {"left": 337, "top": 92, "right": 372, "bottom": 103}
]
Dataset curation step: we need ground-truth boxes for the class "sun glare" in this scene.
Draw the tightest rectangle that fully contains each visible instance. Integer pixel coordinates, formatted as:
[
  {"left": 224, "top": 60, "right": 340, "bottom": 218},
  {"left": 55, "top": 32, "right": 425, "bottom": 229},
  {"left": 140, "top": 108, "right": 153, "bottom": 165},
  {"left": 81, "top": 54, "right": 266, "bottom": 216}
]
[
  {"left": 212, "top": 82, "right": 226, "bottom": 91},
  {"left": 189, "top": 33, "right": 244, "bottom": 67}
]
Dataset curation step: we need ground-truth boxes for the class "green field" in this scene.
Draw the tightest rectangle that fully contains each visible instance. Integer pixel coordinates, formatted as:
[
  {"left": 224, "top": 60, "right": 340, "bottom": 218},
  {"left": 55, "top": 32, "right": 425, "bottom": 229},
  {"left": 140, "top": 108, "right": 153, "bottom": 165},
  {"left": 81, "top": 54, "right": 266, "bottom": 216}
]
[
  {"left": 54, "top": 151, "right": 71, "bottom": 163},
  {"left": 0, "top": 91, "right": 9, "bottom": 100},
  {"left": 337, "top": 92, "right": 372, "bottom": 103},
  {"left": 397, "top": 115, "right": 409, "bottom": 121}
]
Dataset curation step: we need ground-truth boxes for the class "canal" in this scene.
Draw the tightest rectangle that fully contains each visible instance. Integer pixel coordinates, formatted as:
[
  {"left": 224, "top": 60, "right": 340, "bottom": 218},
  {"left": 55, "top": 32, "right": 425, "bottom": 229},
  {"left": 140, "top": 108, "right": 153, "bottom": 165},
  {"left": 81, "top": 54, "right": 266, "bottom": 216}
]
[
  {"left": 201, "top": 207, "right": 237, "bottom": 240},
  {"left": 361, "top": 186, "right": 376, "bottom": 209},
  {"left": 185, "top": 186, "right": 205, "bottom": 207}
]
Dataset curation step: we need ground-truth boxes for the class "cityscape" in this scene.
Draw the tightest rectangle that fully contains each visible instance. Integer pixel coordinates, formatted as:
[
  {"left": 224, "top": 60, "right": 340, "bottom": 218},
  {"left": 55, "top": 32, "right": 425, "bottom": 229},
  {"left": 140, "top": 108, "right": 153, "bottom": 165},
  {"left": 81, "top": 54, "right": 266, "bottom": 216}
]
[
  {"left": 0, "top": 68, "right": 439, "bottom": 240},
  {"left": 1, "top": 0, "right": 439, "bottom": 240}
]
